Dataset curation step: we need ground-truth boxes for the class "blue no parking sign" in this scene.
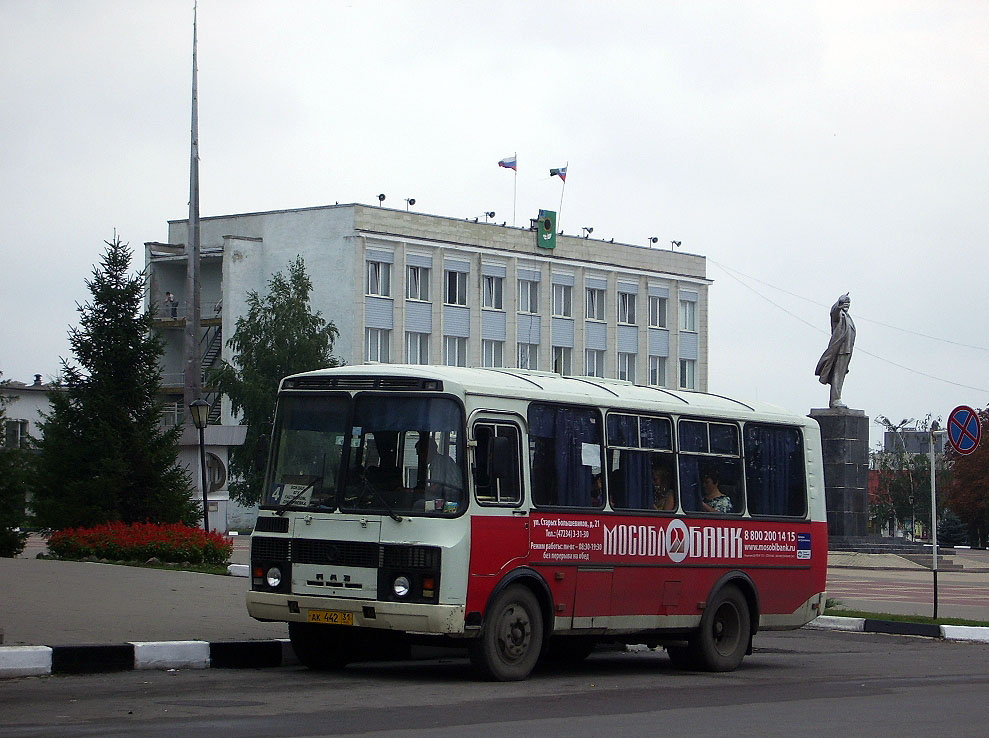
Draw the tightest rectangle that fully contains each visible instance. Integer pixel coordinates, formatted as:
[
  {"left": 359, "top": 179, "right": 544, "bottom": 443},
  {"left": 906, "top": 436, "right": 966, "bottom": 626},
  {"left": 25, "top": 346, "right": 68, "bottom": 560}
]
[{"left": 947, "top": 405, "right": 981, "bottom": 456}]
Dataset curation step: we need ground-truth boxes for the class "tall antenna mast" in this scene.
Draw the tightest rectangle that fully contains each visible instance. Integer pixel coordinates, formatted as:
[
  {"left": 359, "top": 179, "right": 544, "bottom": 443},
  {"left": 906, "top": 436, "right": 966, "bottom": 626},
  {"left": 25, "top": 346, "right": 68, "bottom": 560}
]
[{"left": 183, "top": 2, "right": 202, "bottom": 418}]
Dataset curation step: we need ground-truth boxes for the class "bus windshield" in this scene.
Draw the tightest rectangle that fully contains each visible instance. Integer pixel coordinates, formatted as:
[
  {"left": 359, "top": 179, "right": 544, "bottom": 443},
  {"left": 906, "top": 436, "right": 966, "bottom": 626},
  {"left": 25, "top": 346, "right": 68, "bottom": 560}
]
[{"left": 264, "top": 393, "right": 466, "bottom": 517}]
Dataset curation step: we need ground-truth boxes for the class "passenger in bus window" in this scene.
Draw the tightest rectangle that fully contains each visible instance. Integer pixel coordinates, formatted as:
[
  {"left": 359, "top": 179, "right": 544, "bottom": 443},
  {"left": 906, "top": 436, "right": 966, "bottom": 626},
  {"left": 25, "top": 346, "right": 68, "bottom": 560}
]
[
  {"left": 415, "top": 435, "right": 462, "bottom": 496},
  {"left": 651, "top": 461, "right": 676, "bottom": 511},
  {"left": 700, "top": 466, "right": 732, "bottom": 513}
]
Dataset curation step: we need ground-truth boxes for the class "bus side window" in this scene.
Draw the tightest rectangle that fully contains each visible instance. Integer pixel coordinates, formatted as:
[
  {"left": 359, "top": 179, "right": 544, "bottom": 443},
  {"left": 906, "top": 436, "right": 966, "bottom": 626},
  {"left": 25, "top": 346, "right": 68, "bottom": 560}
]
[
  {"left": 744, "top": 424, "right": 806, "bottom": 517},
  {"left": 473, "top": 423, "right": 522, "bottom": 504}
]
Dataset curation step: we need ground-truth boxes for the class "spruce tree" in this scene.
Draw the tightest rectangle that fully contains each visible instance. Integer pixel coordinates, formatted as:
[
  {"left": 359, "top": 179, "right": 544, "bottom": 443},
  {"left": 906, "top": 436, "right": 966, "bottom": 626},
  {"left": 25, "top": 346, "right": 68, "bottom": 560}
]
[
  {"left": 32, "top": 237, "right": 199, "bottom": 529},
  {"left": 212, "top": 257, "right": 339, "bottom": 505}
]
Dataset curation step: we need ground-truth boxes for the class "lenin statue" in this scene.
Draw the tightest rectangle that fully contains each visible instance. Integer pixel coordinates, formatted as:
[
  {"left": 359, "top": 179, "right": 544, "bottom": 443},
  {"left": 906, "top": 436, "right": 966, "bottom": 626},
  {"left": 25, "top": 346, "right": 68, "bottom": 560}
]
[{"left": 815, "top": 293, "right": 856, "bottom": 409}]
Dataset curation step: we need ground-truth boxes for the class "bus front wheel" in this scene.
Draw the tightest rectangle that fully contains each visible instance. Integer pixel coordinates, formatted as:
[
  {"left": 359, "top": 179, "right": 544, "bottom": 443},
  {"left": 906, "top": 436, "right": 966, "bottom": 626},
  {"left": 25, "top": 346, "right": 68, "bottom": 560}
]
[
  {"left": 470, "top": 585, "right": 544, "bottom": 681},
  {"left": 692, "top": 585, "right": 750, "bottom": 672}
]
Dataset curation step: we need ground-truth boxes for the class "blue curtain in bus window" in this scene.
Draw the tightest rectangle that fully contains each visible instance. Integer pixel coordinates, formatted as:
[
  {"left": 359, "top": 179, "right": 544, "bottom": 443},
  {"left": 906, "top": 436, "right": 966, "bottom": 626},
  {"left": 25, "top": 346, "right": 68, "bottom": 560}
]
[
  {"left": 606, "top": 414, "right": 637, "bottom": 447},
  {"left": 679, "top": 456, "right": 703, "bottom": 511},
  {"left": 709, "top": 424, "right": 739, "bottom": 455},
  {"left": 640, "top": 417, "right": 672, "bottom": 450},
  {"left": 622, "top": 450, "right": 652, "bottom": 509},
  {"left": 679, "top": 421, "right": 708, "bottom": 453},
  {"left": 529, "top": 404, "right": 600, "bottom": 507},
  {"left": 745, "top": 425, "right": 804, "bottom": 516}
]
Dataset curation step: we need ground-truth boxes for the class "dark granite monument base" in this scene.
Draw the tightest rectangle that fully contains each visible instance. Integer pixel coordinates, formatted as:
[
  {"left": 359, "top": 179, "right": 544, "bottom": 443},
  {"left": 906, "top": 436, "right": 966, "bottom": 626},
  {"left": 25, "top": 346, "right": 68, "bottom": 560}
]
[{"left": 810, "top": 408, "right": 870, "bottom": 538}]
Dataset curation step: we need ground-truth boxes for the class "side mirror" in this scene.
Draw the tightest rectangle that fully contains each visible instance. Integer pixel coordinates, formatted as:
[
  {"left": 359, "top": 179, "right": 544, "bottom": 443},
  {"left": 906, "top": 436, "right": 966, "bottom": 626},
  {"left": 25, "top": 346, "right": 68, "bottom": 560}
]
[{"left": 254, "top": 434, "right": 269, "bottom": 474}]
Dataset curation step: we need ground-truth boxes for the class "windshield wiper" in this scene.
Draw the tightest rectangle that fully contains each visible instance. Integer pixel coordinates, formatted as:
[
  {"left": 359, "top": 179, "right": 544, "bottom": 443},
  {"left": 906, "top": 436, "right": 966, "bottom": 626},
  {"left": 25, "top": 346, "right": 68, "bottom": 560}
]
[
  {"left": 361, "top": 478, "right": 404, "bottom": 523},
  {"left": 274, "top": 480, "right": 318, "bottom": 516}
]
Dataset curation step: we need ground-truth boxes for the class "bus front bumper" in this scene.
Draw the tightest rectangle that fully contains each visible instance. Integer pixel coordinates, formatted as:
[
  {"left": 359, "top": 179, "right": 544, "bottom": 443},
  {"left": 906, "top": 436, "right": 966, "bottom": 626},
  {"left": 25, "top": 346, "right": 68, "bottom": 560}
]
[{"left": 247, "top": 591, "right": 468, "bottom": 635}]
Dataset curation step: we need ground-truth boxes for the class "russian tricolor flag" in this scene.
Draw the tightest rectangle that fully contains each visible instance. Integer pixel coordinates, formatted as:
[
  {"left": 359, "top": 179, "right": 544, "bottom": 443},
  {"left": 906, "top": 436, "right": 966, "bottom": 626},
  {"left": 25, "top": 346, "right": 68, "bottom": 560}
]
[{"left": 498, "top": 155, "right": 517, "bottom": 171}]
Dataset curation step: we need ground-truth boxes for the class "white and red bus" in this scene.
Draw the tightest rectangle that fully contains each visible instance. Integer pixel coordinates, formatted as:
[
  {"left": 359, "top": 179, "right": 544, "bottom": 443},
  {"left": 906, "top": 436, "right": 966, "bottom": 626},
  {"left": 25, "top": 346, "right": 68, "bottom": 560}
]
[{"left": 247, "top": 365, "right": 827, "bottom": 680}]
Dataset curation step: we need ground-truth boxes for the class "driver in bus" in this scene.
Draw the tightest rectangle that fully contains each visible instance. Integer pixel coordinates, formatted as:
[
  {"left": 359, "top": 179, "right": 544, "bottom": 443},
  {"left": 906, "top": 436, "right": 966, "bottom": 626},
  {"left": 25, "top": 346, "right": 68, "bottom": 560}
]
[{"left": 414, "top": 435, "right": 462, "bottom": 506}]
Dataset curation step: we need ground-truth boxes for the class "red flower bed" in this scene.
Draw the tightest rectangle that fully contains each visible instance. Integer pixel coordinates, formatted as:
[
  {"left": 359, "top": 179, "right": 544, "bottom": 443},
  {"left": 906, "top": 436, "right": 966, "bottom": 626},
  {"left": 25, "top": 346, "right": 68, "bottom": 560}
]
[{"left": 46, "top": 522, "right": 232, "bottom": 566}]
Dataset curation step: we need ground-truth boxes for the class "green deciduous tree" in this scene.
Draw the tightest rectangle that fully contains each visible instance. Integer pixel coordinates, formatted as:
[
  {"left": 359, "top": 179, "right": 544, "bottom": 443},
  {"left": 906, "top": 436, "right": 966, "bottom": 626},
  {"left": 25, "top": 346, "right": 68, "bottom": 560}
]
[
  {"left": 212, "top": 257, "right": 339, "bottom": 505},
  {"left": 31, "top": 237, "right": 199, "bottom": 529},
  {"left": 0, "top": 371, "right": 30, "bottom": 556}
]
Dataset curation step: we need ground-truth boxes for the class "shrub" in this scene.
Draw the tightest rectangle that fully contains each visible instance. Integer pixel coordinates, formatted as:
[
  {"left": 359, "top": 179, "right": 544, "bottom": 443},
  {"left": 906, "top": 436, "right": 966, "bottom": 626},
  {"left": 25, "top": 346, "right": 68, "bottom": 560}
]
[{"left": 46, "top": 521, "right": 232, "bottom": 566}]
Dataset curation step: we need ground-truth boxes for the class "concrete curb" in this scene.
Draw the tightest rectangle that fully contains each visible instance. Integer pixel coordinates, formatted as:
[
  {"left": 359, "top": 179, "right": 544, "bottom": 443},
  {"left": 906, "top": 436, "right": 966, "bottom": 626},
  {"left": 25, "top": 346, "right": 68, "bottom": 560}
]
[
  {"left": 0, "top": 639, "right": 297, "bottom": 679},
  {"left": 806, "top": 615, "right": 989, "bottom": 642}
]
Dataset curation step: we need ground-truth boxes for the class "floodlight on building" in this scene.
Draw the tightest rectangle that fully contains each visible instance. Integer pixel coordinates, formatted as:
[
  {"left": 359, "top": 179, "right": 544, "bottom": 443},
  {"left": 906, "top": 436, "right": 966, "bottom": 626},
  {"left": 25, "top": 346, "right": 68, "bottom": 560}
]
[
  {"left": 482, "top": 211, "right": 495, "bottom": 222},
  {"left": 648, "top": 237, "right": 658, "bottom": 247},
  {"left": 404, "top": 198, "right": 416, "bottom": 210},
  {"left": 582, "top": 227, "right": 594, "bottom": 238},
  {"left": 671, "top": 240, "right": 682, "bottom": 250},
  {"left": 377, "top": 194, "right": 386, "bottom": 204}
]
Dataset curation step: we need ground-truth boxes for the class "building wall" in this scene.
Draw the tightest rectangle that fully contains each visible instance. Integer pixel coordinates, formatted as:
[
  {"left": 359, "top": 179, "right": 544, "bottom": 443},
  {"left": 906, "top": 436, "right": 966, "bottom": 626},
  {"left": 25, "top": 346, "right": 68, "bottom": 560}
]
[{"left": 153, "top": 203, "right": 711, "bottom": 394}]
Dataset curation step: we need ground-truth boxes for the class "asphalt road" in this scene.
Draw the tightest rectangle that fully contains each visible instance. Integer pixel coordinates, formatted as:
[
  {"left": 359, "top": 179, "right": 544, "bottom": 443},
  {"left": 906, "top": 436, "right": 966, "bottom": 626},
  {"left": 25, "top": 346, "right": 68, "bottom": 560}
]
[{"left": 2, "top": 628, "right": 989, "bottom": 738}]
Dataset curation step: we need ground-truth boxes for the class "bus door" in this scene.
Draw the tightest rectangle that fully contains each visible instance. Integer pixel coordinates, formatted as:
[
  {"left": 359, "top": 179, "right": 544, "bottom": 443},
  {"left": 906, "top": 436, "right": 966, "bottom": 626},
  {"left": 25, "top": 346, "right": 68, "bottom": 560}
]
[{"left": 469, "top": 417, "right": 530, "bottom": 579}]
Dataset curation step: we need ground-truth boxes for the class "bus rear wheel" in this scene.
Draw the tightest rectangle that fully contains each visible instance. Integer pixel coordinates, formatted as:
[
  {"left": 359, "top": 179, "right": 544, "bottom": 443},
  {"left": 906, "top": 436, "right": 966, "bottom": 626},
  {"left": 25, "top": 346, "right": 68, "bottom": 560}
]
[
  {"left": 692, "top": 585, "right": 750, "bottom": 672},
  {"left": 470, "top": 585, "right": 544, "bottom": 681},
  {"left": 288, "top": 622, "right": 353, "bottom": 670}
]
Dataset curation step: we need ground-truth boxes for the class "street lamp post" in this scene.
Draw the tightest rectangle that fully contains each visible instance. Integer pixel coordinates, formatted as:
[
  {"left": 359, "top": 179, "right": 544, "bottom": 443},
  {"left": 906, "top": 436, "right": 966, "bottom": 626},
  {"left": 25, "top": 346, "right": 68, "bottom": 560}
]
[{"left": 189, "top": 399, "right": 211, "bottom": 532}]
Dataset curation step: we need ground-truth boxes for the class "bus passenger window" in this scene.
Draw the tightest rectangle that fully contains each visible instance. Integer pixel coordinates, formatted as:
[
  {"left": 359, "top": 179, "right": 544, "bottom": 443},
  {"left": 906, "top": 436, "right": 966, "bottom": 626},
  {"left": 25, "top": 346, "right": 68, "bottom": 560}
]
[
  {"left": 677, "top": 419, "right": 743, "bottom": 515},
  {"left": 744, "top": 424, "right": 806, "bottom": 517},
  {"left": 528, "top": 403, "right": 603, "bottom": 508},
  {"left": 473, "top": 423, "right": 522, "bottom": 504},
  {"left": 606, "top": 413, "right": 675, "bottom": 511}
]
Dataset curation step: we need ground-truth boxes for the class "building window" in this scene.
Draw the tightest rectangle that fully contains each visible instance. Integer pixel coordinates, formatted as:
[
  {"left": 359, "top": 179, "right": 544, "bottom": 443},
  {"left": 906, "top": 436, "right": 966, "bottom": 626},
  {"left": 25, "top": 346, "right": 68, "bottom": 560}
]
[
  {"left": 649, "top": 356, "right": 666, "bottom": 387},
  {"left": 444, "top": 336, "right": 467, "bottom": 366},
  {"left": 618, "top": 352, "right": 636, "bottom": 383},
  {"left": 680, "top": 299, "right": 697, "bottom": 332},
  {"left": 552, "top": 346, "right": 572, "bottom": 375},
  {"left": 406, "top": 265, "right": 429, "bottom": 301},
  {"left": 366, "top": 261, "right": 391, "bottom": 297},
  {"left": 482, "top": 339, "right": 504, "bottom": 367},
  {"left": 618, "top": 292, "right": 636, "bottom": 325},
  {"left": 586, "top": 287, "right": 605, "bottom": 321},
  {"left": 366, "top": 327, "right": 390, "bottom": 363},
  {"left": 649, "top": 296, "right": 667, "bottom": 328},
  {"left": 518, "top": 343, "right": 538, "bottom": 370},
  {"left": 585, "top": 349, "right": 605, "bottom": 378},
  {"left": 518, "top": 279, "right": 538, "bottom": 314},
  {"left": 552, "top": 283, "right": 572, "bottom": 317},
  {"left": 680, "top": 358, "right": 696, "bottom": 389},
  {"left": 406, "top": 331, "right": 429, "bottom": 364},
  {"left": 445, "top": 270, "right": 467, "bottom": 306},
  {"left": 482, "top": 275, "right": 504, "bottom": 310},
  {"left": 4, "top": 419, "right": 29, "bottom": 449}
]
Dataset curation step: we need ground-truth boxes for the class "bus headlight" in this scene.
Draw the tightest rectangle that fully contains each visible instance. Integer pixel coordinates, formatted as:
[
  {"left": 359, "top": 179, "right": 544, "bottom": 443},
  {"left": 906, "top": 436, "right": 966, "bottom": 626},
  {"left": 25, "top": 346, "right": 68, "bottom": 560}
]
[
  {"left": 265, "top": 566, "right": 282, "bottom": 588},
  {"left": 393, "top": 575, "right": 411, "bottom": 598}
]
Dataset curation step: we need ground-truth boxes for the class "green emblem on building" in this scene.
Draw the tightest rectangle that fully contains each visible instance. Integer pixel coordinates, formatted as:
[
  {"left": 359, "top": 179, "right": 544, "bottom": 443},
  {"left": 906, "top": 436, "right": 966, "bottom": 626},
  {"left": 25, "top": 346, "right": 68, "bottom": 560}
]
[{"left": 536, "top": 209, "right": 557, "bottom": 250}]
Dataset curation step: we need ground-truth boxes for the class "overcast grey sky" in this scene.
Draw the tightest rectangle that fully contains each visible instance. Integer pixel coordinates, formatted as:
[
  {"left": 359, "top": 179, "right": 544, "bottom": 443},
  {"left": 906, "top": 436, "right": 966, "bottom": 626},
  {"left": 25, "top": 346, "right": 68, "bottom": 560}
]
[{"left": 1, "top": 1, "right": 986, "bottom": 445}]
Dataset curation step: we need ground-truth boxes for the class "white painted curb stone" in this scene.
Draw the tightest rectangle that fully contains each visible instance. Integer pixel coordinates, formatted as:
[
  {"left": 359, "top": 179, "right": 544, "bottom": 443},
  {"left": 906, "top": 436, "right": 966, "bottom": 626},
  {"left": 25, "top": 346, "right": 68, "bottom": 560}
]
[
  {"left": 0, "top": 646, "right": 52, "bottom": 678},
  {"left": 941, "top": 625, "right": 989, "bottom": 644},
  {"left": 227, "top": 564, "right": 249, "bottom": 577},
  {"left": 131, "top": 641, "right": 210, "bottom": 670},
  {"left": 804, "top": 615, "right": 865, "bottom": 632}
]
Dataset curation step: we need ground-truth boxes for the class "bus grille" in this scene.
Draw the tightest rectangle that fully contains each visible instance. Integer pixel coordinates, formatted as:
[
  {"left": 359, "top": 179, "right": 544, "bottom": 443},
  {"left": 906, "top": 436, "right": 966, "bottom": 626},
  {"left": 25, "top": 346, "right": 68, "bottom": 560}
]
[
  {"left": 252, "top": 537, "right": 441, "bottom": 571},
  {"left": 293, "top": 540, "right": 379, "bottom": 567},
  {"left": 252, "top": 536, "right": 290, "bottom": 561},
  {"left": 254, "top": 516, "right": 290, "bottom": 533}
]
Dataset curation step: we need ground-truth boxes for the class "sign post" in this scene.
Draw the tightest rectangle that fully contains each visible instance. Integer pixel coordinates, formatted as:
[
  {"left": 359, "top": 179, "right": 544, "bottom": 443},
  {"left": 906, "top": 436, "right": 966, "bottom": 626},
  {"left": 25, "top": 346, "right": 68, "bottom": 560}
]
[{"left": 934, "top": 406, "right": 983, "bottom": 618}]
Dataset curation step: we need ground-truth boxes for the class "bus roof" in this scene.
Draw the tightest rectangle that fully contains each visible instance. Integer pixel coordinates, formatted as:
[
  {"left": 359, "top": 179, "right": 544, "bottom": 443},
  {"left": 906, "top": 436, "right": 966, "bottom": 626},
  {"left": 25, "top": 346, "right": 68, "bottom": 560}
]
[{"left": 283, "top": 364, "right": 813, "bottom": 426}]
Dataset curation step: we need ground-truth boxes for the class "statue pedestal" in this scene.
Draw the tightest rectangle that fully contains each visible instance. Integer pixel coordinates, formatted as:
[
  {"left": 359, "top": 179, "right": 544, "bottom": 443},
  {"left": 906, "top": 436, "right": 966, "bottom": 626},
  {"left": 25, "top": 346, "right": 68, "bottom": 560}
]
[{"left": 810, "top": 408, "right": 870, "bottom": 538}]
